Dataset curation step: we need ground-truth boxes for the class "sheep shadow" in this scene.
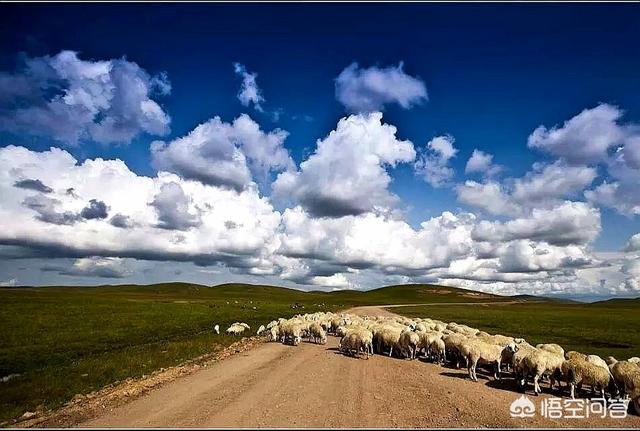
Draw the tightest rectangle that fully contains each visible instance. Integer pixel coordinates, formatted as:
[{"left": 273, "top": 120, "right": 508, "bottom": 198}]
[
  {"left": 484, "top": 376, "right": 523, "bottom": 393},
  {"left": 439, "top": 371, "right": 492, "bottom": 382}
]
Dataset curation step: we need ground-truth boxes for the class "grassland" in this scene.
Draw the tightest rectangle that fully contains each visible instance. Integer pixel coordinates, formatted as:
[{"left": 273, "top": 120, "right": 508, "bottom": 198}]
[
  {"left": 394, "top": 300, "right": 640, "bottom": 360},
  {"left": 0, "top": 282, "right": 498, "bottom": 422},
  {"left": 2, "top": 282, "right": 636, "bottom": 424}
]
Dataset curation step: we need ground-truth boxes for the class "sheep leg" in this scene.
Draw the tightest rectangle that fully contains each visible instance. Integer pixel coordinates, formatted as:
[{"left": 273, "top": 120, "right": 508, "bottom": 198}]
[
  {"left": 570, "top": 383, "right": 576, "bottom": 399},
  {"left": 533, "top": 374, "right": 541, "bottom": 395}
]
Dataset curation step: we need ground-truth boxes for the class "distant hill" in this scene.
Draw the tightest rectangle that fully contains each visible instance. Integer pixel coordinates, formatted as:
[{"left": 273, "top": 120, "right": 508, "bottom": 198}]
[
  {"left": 511, "top": 294, "right": 576, "bottom": 303},
  {"left": 2, "top": 281, "right": 531, "bottom": 305},
  {"left": 591, "top": 297, "right": 640, "bottom": 306}
]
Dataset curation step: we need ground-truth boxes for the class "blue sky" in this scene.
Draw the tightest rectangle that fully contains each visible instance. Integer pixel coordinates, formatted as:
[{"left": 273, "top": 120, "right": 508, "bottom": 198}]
[{"left": 0, "top": 3, "right": 639, "bottom": 299}]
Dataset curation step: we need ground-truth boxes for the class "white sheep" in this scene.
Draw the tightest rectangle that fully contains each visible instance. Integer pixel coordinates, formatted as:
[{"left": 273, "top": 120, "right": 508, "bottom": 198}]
[
  {"left": 586, "top": 354, "right": 609, "bottom": 372},
  {"left": 429, "top": 338, "right": 446, "bottom": 364},
  {"left": 442, "top": 333, "right": 468, "bottom": 368},
  {"left": 520, "top": 349, "right": 565, "bottom": 395},
  {"left": 280, "top": 321, "right": 303, "bottom": 345},
  {"left": 340, "top": 328, "right": 373, "bottom": 358},
  {"left": 256, "top": 324, "right": 266, "bottom": 336},
  {"left": 214, "top": 324, "right": 220, "bottom": 335},
  {"left": 374, "top": 326, "right": 402, "bottom": 357},
  {"left": 608, "top": 358, "right": 640, "bottom": 399},
  {"left": 460, "top": 340, "right": 518, "bottom": 382},
  {"left": 308, "top": 322, "right": 327, "bottom": 344},
  {"left": 226, "top": 323, "right": 246, "bottom": 336},
  {"left": 562, "top": 357, "right": 612, "bottom": 399},
  {"left": 536, "top": 343, "right": 565, "bottom": 358},
  {"left": 417, "top": 331, "right": 442, "bottom": 360},
  {"left": 398, "top": 329, "right": 420, "bottom": 359}
]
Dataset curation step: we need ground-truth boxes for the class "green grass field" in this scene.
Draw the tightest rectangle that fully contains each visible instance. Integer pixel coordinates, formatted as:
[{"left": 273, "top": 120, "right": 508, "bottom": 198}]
[
  {"left": 0, "top": 282, "right": 499, "bottom": 422},
  {"left": 393, "top": 300, "right": 640, "bottom": 360}
]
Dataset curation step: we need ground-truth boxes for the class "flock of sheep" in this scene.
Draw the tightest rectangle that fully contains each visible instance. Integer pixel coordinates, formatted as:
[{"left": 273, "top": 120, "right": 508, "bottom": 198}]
[{"left": 218, "top": 311, "right": 640, "bottom": 413}]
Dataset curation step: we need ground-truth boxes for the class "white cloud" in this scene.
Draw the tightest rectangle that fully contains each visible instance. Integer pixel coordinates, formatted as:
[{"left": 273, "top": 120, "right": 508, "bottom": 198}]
[
  {"left": 455, "top": 180, "right": 520, "bottom": 216},
  {"left": 335, "top": 62, "right": 427, "bottom": 113},
  {"left": 0, "top": 144, "right": 612, "bottom": 296},
  {"left": 620, "top": 257, "right": 640, "bottom": 292},
  {"left": 457, "top": 161, "right": 598, "bottom": 216},
  {"left": 527, "top": 104, "right": 626, "bottom": 164},
  {"left": 64, "top": 257, "right": 131, "bottom": 278},
  {"left": 465, "top": 149, "right": 502, "bottom": 177},
  {"left": 0, "top": 145, "right": 282, "bottom": 271},
  {"left": 472, "top": 201, "right": 601, "bottom": 246},
  {"left": 624, "top": 233, "right": 640, "bottom": 252},
  {"left": 151, "top": 114, "right": 292, "bottom": 191},
  {"left": 233, "top": 63, "right": 264, "bottom": 112},
  {"left": 528, "top": 103, "right": 640, "bottom": 216},
  {"left": 496, "top": 240, "right": 593, "bottom": 273},
  {"left": 511, "top": 161, "right": 597, "bottom": 204},
  {"left": 310, "top": 274, "right": 355, "bottom": 289},
  {"left": 272, "top": 112, "right": 415, "bottom": 217},
  {"left": 0, "top": 278, "right": 18, "bottom": 286},
  {"left": 585, "top": 156, "right": 640, "bottom": 216},
  {"left": 0, "top": 50, "right": 170, "bottom": 145},
  {"left": 278, "top": 206, "right": 477, "bottom": 272},
  {"left": 415, "top": 135, "right": 458, "bottom": 188}
]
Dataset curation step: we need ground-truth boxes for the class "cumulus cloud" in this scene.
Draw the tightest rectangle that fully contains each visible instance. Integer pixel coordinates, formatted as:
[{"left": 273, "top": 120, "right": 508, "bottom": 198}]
[
  {"left": 272, "top": 112, "right": 415, "bottom": 217},
  {"left": 464, "top": 149, "right": 502, "bottom": 177},
  {"left": 457, "top": 161, "right": 598, "bottom": 216},
  {"left": 585, "top": 156, "right": 640, "bottom": 216},
  {"left": 527, "top": 103, "right": 640, "bottom": 216},
  {"left": 472, "top": 201, "right": 601, "bottom": 246},
  {"left": 624, "top": 233, "right": 640, "bottom": 252},
  {"left": 456, "top": 181, "right": 520, "bottom": 216},
  {"left": 527, "top": 104, "right": 627, "bottom": 164},
  {"left": 61, "top": 257, "right": 130, "bottom": 278},
  {"left": 0, "top": 142, "right": 611, "bottom": 295},
  {"left": 414, "top": 135, "right": 458, "bottom": 188},
  {"left": 0, "top": 145, "right": 282, "bottom": 272},
  {"left": 335, "top": 62, "right": 427, "bottom": 113},
  {"left": 277, "top": 207, "right": 477, "bottom": 273},
  {"left": 233, "top": 63, "right": 264, "bottom": 112},
  {"left": 0, "top": 50, "right": 171, "bottom": 145},
  {"left": 511, "top": 161, "right": 597, "bottom": 204},
  {"left": 151, "top": 114, "right": 292, "bottom": 191},
  {"left": 620, "top": 257, "right": 640, "bottom": 292}
]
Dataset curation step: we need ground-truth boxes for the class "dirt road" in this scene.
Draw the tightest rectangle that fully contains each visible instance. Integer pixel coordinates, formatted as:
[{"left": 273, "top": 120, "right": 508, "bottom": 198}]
[{"left": 75, "top": 305, "right": 639, "bottom": 428}]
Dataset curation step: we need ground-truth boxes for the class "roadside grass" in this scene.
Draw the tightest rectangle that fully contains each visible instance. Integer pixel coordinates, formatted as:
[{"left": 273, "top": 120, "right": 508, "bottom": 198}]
[
  {"left": 0, "top": 281, "right": 498, "bottom": 422},
  {"left": 394, "top": 301, "right": 640, "bottom": 360}
]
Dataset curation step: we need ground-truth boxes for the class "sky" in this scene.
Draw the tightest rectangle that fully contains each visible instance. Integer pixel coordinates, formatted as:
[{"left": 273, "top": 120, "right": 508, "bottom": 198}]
[{"left": 0, "top": 3, "right": 639, "bottom": 300}]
